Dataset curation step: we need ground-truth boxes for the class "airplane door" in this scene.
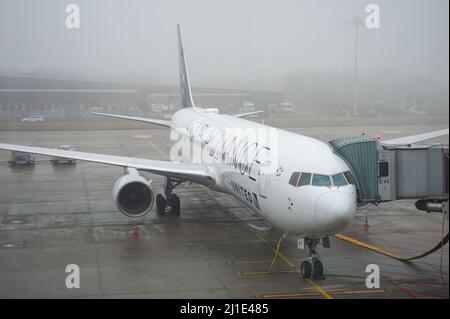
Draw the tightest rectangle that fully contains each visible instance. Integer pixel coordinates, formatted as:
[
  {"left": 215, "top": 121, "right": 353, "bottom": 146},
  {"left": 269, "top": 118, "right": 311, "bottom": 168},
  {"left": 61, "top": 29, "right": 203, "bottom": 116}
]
[
  {"left": 258, "top": 173, "right": 267, "bottom": 198},
  {"left": 256, "top": 146, "right": 271, "bottom": 199},
  {"left": 378, "top": 161, "right": 391, "bottom": 199},
  {"left": 378, "top": 150, "right": 395, "bottom": 201}
]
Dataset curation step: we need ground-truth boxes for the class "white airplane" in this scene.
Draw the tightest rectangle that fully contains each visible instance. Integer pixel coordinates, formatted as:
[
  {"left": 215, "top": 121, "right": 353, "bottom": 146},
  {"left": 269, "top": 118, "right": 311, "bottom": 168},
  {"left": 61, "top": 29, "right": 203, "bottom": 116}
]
[{"left": 0, "top": 25, "right": 448, "bottom": 280}]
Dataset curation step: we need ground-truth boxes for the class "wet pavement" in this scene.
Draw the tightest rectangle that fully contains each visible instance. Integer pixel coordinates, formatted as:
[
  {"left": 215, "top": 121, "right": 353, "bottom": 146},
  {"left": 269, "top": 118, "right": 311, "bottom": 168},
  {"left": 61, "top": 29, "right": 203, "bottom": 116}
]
[{"left": 0, "top": 123, "right": 448, "bottom": 298}]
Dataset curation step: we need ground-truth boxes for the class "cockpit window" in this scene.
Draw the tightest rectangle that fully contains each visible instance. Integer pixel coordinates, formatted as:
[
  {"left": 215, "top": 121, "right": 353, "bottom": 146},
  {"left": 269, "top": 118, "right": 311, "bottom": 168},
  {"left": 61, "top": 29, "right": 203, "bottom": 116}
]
[
  {"left": 332, "top": 173, "right": 348, "bottom": 187},
  {"left": 343, "top": 171, "right": 355, "bottom": 185},
  {"left": 298, "top": 173, "right": 312, "bottom": 186},
  {"left": 312, "top": 174, "right": 331, "bottom": 187},
  {"left": 289, "top": 172, "right": 301, "bottom": 186}
]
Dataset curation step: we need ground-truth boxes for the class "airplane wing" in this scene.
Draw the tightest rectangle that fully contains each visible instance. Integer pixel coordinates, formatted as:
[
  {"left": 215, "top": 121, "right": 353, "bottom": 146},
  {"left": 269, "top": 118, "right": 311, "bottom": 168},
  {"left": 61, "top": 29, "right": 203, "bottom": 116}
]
[
  {"left": 93, "top": 112, "right": 171, "bottom": 128},
  {"left": 382, "top": 128, "right": 449, "bottom": 145},
  {"left": 232, "top": 110, "right": 263, "bottom": 118},
  {"left": 0, "top": 143, "right": 215, "bottom": 186}
]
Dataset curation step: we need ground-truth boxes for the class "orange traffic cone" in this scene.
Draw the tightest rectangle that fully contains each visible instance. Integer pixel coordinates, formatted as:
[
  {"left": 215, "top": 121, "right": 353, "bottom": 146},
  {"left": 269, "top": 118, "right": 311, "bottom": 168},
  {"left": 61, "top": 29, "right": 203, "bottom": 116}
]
[
  {"left": 363, "top": 216, "right": 369, "bottom": 231},
  {"left": 133, "top": 225, "right": 139, "bottom": 238}
]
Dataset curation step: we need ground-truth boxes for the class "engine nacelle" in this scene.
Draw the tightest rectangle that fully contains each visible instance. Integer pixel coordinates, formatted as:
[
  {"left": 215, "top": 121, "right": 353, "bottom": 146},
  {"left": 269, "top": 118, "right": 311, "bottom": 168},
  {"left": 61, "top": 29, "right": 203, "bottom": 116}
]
[{"left": 112, "top": 168, "right": 154, "bottom": 217}]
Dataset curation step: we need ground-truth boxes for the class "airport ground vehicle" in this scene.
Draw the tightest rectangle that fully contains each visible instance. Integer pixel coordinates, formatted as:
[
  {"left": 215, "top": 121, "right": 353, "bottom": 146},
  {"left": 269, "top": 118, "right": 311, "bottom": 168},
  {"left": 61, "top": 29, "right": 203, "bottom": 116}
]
[
  {"left": 279, "top": 102, "right": 293, "bottom": 113},
  {"left": 50, "top": 145, "right": 76, "bottom": 164},
  {"left": 21, "top": 115, "right": 44, "bottom": 123},
  {"left": 239, "top": 101, "right": 256, "bottom": 113},
  {"left": 8, "top": 151, "right": 35, "bottom": 165},
  {"left": 150, "top": 103, "right": 175, "bottom": 119},
  {"left": 269, "top": 102, "right": 293, "bottom": 114}
]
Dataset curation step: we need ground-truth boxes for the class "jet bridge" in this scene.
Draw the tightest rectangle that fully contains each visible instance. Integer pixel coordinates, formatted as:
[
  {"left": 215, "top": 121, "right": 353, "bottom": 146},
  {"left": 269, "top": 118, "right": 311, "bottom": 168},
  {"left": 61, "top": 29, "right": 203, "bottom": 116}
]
[{"left": 329, "top": 136, "right": 449, "bottom": 213}]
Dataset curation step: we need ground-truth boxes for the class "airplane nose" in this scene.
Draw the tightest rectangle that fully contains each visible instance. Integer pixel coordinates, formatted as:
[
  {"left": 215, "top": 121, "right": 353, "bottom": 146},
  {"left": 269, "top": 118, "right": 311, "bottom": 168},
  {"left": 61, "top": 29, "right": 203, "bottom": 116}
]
[{"left": 314, "top": 191, "right": 355, "bottom": 232}]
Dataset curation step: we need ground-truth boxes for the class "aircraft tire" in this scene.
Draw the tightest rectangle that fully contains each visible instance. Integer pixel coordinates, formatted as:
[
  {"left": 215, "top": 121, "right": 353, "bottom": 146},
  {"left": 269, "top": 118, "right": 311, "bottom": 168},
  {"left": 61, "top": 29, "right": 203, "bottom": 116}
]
[
  {"left": 300, "top": 260, "right": 312, "bottom": 279},
  {"left": 171, "top": 195, "right": 180, "bottom": 215},
  {"left": 312, "top": 260, "right": 324, "bottom": 280},
  {"left": 156, "top": 194, "right": 166, "bottom": 214}
]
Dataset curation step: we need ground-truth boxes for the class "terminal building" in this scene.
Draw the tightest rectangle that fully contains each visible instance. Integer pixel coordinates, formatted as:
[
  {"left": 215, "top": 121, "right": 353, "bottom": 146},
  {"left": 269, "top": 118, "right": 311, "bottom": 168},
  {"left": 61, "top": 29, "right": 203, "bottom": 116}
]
[{"left": 0, "top": 75, "right": 285, "bottom": 121}]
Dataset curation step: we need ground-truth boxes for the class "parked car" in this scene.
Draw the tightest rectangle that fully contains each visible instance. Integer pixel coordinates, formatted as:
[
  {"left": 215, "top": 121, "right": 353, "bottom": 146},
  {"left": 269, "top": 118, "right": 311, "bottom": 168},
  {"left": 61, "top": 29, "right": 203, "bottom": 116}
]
[
  {"left": 8, "top": 151, "right": 35, "bottom": 165},
  {"left": 21, "top": 116, "right": 44, "bottom": 123},
  {"left": 239, "top": 101, "right": 256, "bottom": 113},
  {"left": 50, "top": 145, "right": 76, "bottom": 164},
  {"left": 279, "top": 102, "right": 294, "bottom": 113},
  {"left": 268, "top": 104, "right": 280, "bottom": 114}
]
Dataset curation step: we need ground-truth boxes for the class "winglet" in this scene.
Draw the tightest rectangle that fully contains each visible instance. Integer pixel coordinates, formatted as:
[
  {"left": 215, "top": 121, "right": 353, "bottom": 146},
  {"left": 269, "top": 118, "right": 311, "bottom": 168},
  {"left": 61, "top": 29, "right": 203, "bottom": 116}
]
[
  {"left": 382, "top": 128, "right": 449, "bottom": 145},
  {"left": 177, "top": 24, "right": 195, "bottom": 108}
]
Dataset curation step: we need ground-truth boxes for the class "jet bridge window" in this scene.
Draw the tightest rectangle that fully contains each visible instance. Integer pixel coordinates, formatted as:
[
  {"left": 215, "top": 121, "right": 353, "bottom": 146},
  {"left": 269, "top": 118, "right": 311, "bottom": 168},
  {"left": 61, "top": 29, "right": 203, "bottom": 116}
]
[
  {"left": 298, "top": 173, "right": 312, "bottom": 186},
  {"left": 289, "top": 172, "right": 301, "bottom": 186},
  {"left": 312, "top": 174, "right": 331, "bottom": 187},
  {"left": 332, "top": 173, "right": 348, "bottom": 187}
]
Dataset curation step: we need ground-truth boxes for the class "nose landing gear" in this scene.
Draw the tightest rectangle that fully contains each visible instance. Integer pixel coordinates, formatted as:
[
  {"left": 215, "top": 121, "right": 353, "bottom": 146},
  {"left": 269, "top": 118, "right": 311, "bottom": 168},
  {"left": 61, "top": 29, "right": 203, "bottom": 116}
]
[{"left": 300, "top": 238, "right": 325, "bottom": 280}]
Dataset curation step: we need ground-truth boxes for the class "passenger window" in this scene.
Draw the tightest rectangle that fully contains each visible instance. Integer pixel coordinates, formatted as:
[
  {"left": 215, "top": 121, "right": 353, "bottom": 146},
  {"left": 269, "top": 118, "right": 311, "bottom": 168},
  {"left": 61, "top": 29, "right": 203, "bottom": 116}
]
[
  {"left": 289, "top": 172, "right": 301, "bottom": 186},
  {"left": 343, "top": 171, "right": 355, "bottom": 185},
  {"left": 298, "top": 173, "right": 312, "bottom": 186},
  {"left": 332, "top": 173, "right": 348, "bottom": 187},
  {"left": 312, "top": 174, "right": 331, "bottom": 187}
]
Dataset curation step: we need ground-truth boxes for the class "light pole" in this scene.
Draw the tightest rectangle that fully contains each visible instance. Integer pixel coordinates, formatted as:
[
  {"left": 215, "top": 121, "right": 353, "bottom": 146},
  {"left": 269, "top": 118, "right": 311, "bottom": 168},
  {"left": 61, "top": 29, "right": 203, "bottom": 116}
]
[{"left": 347, "top": 16, "right": 364, "bottom": 116}]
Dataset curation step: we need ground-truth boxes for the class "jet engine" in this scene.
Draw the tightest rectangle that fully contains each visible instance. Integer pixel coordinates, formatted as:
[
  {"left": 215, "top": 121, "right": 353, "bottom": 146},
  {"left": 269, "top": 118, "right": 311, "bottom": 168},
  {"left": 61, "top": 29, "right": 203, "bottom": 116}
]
[{"left": 112, "top": 168, "right": 154, "bottom": 217}]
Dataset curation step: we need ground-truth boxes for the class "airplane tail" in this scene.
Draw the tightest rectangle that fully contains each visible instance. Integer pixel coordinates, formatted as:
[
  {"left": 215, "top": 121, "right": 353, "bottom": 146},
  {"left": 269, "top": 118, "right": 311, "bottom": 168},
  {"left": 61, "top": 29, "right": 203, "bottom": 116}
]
[{"left": 177, "top": 24, "right": 195, "bottom": 108}]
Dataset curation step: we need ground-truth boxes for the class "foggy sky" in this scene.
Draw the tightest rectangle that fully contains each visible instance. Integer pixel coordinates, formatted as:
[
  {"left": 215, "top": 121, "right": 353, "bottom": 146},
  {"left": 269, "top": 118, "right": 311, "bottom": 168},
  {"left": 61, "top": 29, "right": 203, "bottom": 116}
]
[{"left": 0, "top": 0, "right": 448, "bottom": 90}]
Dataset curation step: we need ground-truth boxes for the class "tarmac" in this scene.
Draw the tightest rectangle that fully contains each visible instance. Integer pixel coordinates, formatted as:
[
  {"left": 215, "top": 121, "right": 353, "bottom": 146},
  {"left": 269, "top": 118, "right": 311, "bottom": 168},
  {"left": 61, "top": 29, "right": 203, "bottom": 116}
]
[{"left": 0, "top": 120, "right": 448, "bottom": 298}]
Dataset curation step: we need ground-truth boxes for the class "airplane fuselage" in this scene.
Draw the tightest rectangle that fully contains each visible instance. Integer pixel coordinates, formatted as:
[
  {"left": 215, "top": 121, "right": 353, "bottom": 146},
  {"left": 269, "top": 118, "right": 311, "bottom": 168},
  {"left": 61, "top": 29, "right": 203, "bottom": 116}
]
[{"left": 170, "top": 107, "right": 357, "bottom": 237}]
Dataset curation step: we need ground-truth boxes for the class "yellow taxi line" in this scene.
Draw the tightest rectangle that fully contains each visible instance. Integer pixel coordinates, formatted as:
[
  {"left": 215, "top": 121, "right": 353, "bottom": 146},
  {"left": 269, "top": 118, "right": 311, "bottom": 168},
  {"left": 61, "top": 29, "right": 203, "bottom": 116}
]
[
  {"left": 146, "top": 140, "right": 168, "bottom": 158},
  {"left": 228, "top": 255, "right": 343, "bottom": 265},
  {"left": 261, "top": 289, "right": 385, "bottom": 299},
  {"left": 305, "top": 278, "right": 333, "bottom": 299},
  {"left": 334, "top": 233, "right": 406, "bottom": 260},
  {"left": 228, "top": 259, "right": 301, "bottom": 265}
]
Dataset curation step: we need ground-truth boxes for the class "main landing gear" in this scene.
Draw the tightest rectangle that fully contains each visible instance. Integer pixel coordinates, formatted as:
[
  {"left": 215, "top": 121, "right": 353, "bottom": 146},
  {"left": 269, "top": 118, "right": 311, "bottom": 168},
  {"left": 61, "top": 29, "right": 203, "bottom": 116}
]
[
  {"left": 156, "top": 177, "right": 182, "bottom": 215},
  {"left": 300, "top": 238, "right": 325, "bottom": 280}
]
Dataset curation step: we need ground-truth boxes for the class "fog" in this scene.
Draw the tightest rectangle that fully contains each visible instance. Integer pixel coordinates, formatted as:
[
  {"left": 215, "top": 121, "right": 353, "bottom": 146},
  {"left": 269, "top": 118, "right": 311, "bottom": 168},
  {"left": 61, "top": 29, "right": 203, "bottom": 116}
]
[{"left": 0, "top": 0, "right": 448, "bottom": 112}]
